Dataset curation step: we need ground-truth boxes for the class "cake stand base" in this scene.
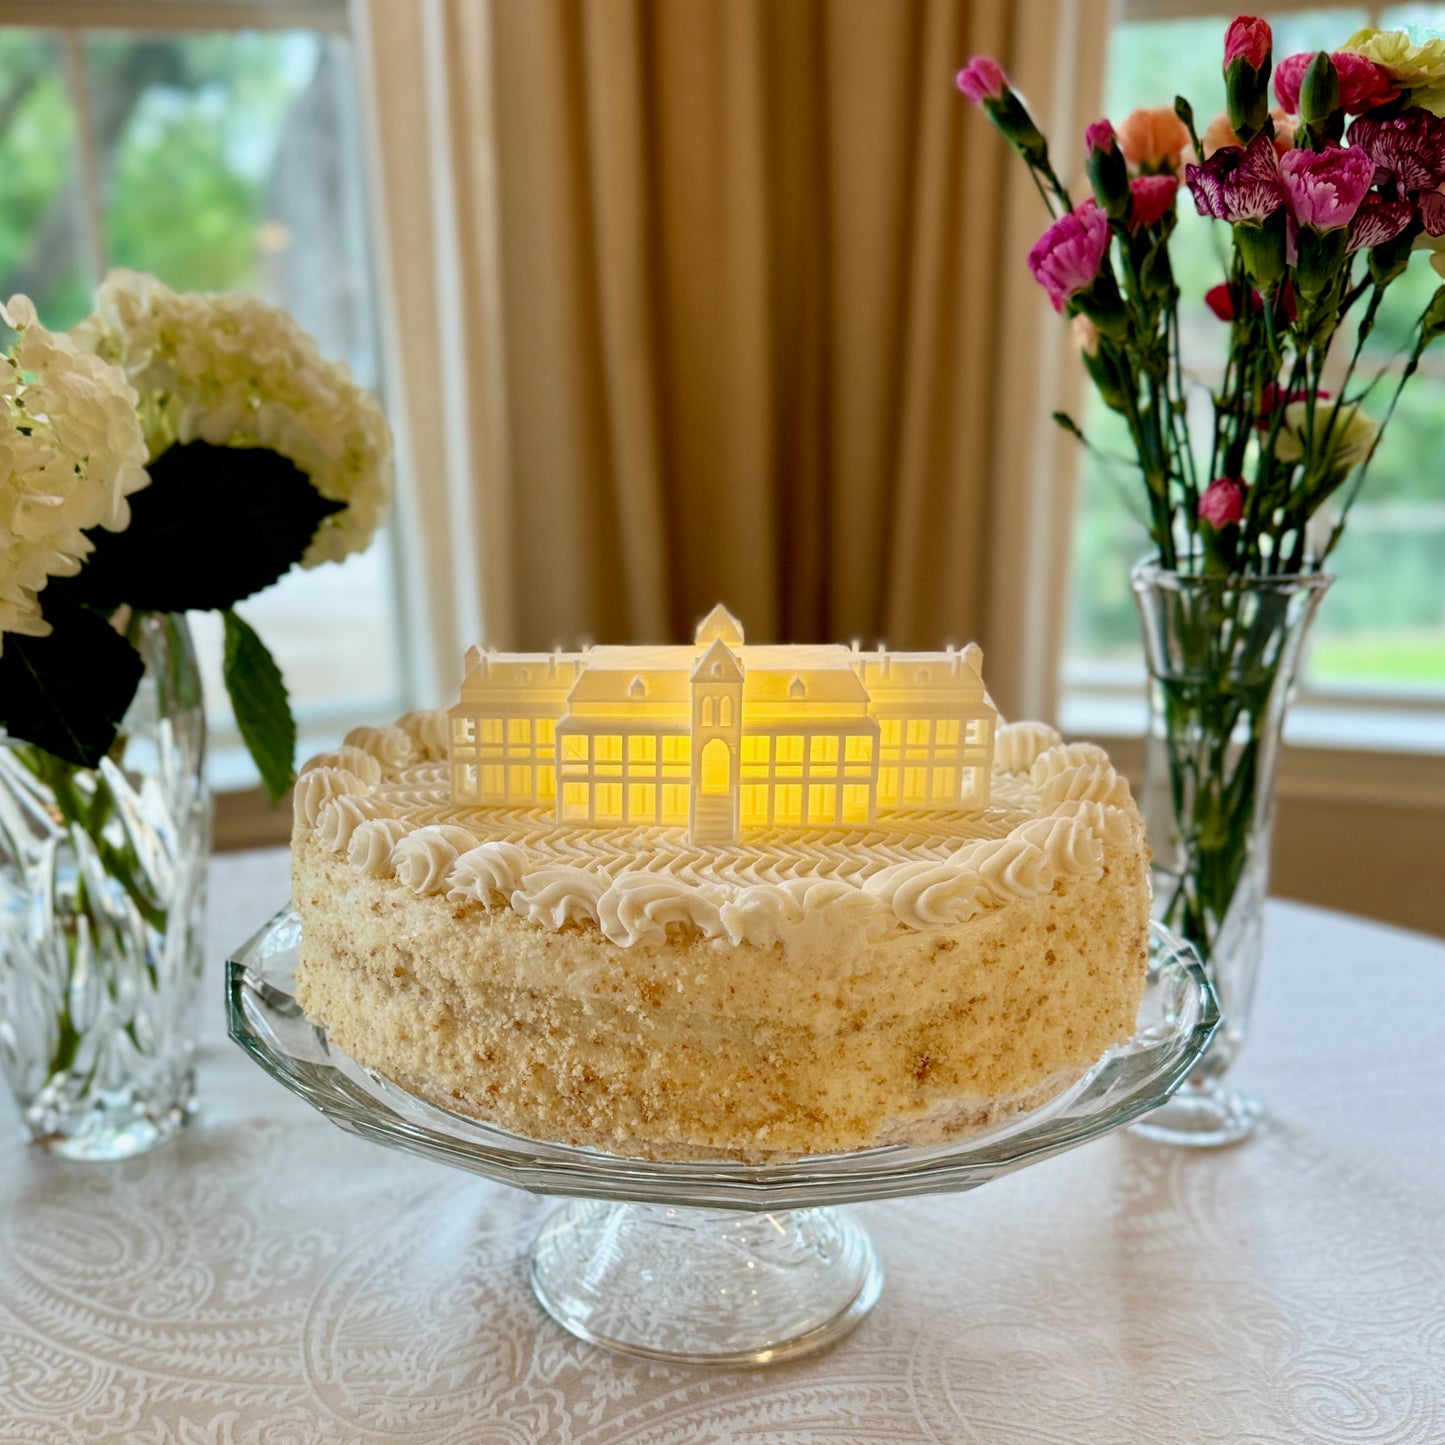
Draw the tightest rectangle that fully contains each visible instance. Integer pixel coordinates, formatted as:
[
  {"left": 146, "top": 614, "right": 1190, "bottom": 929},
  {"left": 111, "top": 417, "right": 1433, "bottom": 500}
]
[
  {"left": 530, "top": 1199, "right": 883, "bottom": 1365},
  {"left": 1131, "top": 1079, "right": 1261, "bottom": 1148}
]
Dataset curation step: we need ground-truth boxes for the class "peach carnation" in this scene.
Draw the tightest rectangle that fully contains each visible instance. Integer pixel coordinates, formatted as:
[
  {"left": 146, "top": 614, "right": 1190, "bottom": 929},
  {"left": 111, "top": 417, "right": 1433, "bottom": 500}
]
[{"left": 1117, "top": 107, "right": 1192, "bottom": 176}]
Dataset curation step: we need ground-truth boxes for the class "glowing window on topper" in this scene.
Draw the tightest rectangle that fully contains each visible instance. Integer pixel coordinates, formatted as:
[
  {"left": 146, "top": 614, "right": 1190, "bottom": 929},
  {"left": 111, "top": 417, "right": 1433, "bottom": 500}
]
[{"left": 445, "top": 608, "right": 994, "bottom": 844}]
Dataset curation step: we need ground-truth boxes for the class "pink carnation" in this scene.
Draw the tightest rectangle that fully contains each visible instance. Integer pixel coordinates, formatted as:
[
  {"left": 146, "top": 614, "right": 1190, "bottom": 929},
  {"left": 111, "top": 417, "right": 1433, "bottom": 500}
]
[
  {"left": 1274, "top": 51, "right": 1398, "bottom": 115},
  {"left": 957, "top": 56, "right": 1007, "bottom": 105},
  {"left": 1199, "top": 477, "right": 1247, "bottom": 529},
  {"left": 1280, "top": 144, "right": 1375, "bottom": 231},
  {"left": 1085, "top": 118, "right": 1117, "bottom": 154},
  {"left": 1129, "top": 173, "right": 1179, "bottom": 229},
  {"left": 1027, "top": 206, "right": 1111, "bottom": 312},
  {"left": 1224, "top": 17, "right": 1272, "bottom": 71}
]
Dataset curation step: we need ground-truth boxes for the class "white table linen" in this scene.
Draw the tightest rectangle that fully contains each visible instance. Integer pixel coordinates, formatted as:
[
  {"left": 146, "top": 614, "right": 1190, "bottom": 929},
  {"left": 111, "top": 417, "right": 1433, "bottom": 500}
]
[{"left": 2, "top": 847, "right": 1442, "bottom": 1443}]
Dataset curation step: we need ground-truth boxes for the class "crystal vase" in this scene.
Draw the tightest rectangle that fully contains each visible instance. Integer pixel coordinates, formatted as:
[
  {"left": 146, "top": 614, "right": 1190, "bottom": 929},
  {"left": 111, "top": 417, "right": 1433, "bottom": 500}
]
[
  {"left": 1129, "top": 560, "right": 1330, "bottom": 1147},
  {"left": 0, "top": 612, "right": 212, "bottom": 1159}
]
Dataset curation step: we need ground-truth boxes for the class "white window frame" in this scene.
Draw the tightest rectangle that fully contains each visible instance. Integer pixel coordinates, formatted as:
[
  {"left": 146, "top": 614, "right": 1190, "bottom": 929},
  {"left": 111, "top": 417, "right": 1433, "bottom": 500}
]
[
  {"left": 1052, "top": 0, "right": 1445, "bottom": 757},
  {"left": 0, "top": 0, "right": 450, "bottom": 842},
  {"left": 1017, "top": 0, "right": 1445, "bottom": 935}
]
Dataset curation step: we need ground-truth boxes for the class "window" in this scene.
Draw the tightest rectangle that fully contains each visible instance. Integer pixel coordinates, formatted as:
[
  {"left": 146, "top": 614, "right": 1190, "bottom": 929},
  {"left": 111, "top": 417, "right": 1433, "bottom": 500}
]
[
  {"left": 1063, "top": 4, "right": 1445, "bottom": 750},
  {"left": 809, "top": 735, "right": 838, "bottom": 765},
  {"left": 775, "top": 735, "right": 804, "bottom": 765},
  {"left": 0, "top": 3, "right": 416, "bottom": 795}
]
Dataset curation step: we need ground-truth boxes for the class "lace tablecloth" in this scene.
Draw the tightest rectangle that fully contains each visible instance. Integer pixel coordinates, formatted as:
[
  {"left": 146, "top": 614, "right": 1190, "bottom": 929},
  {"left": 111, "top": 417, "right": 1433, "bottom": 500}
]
[{"left": 3, "top": 848, "right": 1443, "bottom": 1444}]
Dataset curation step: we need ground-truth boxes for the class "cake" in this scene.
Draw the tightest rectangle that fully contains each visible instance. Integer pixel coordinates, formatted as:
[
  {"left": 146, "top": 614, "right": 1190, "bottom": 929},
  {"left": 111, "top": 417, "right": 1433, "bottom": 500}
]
[{"left": 291, "top": 607, "right": 1150, "bottom": 1161}]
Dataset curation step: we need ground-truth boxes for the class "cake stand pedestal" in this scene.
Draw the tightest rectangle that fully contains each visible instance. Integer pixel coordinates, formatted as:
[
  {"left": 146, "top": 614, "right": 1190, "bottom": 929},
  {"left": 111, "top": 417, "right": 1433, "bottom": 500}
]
[
  {"left": 227, "top": 914, "right": 1216, "bottom": 1366},
  {"left": 532, "top": 1201, "right": 882, "bottom": 1365}
]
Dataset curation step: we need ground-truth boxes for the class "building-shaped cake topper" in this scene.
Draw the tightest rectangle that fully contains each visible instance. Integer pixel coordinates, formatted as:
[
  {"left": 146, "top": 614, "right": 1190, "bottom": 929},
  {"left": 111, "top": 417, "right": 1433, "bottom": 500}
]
[{"left": 448, "top": 605, "right": 996, "bottom": 845}]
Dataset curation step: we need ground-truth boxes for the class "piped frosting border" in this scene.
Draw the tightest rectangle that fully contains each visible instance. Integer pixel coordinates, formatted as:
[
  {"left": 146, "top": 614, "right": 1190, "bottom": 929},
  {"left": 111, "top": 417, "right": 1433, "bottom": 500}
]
[{"left": 295, "top": 715, "right": 1138, "bottom": 953}]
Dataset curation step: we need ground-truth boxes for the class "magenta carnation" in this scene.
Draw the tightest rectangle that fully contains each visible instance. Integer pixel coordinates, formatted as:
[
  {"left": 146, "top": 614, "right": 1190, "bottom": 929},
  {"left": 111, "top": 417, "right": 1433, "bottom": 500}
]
[
  {"left": 1199, "top": 477, "right": 1247, "bottom": 529},
  {"left": 1224, "top": 17, "right": 1272, "bottom": 71},
  {"left": 1274, "top": 51, "right": 1397, "bottom": 115},
  {"left": 956, "top": 56, "right": 1007, "bottom": 105},
  {"left": 1280, "top": 144, "right": 1375, "bottom": 231},
  {"left": 1085, "top": 118, "right": 1117, "bottom": 154},
  {"left": 1027, "top": 206, "right": 1111, "bottom": 313},
  {"left": 1187, "top": 133, "right": 1285, "bottom": 223},
  {"left": 1348, "top": 110, "right": 1445, "bottom": 193}
]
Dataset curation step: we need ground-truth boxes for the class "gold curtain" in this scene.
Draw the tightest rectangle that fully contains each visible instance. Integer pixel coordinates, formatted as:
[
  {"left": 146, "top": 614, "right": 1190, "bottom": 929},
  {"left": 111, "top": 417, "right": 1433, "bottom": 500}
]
[{"left": 439, "top": 0, "right": 1025, "bottom": 652}]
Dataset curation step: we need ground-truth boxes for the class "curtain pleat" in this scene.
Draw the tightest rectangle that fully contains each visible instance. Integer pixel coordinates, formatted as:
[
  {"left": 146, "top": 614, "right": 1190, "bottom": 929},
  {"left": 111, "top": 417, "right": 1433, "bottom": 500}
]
[{"left": 439, "top": 0, "right": 1020, "bottom": 651}]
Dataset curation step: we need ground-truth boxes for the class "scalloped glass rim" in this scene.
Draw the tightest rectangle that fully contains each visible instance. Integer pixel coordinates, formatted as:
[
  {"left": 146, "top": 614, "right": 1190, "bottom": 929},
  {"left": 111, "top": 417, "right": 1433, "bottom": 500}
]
[{"left": 225, "top": 909, "right": 1219, "bottom": 1213}]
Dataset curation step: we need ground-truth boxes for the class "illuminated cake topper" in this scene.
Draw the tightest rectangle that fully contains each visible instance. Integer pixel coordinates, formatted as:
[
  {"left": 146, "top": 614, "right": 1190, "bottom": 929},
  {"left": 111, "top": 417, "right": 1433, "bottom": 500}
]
[{"left": 447, "top": 605, "right": 996, "bottom": 846}]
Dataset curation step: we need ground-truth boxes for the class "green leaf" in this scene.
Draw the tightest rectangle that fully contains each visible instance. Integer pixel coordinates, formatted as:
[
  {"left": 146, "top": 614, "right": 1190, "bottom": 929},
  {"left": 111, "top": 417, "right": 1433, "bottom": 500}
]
[
  {"left": 0, "top": 595, "right": 144, "bottom": 767},
  {"left": 60, "top": 441, "right": 345, "bottom": 614},
  {"left": 222, "top": 609, "right": 296, "bottom": 802}
]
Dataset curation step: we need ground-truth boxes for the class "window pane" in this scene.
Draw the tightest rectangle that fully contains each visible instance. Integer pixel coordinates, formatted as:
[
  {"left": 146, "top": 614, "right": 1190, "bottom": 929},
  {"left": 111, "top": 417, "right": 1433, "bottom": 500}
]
[
  {"left": 0, "top": 23, "right": 409, "bottom": 786},
  {"left": 1060, "top": 7, "right": 1445, "bottom": 714},
  {"left": 0, "top": 31, "right": 91, "bottom": 326}
]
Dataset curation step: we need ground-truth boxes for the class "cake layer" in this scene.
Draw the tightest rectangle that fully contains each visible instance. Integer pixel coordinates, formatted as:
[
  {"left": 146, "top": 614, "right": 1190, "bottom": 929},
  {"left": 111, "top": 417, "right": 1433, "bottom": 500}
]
[{"left": 292, "top": 807, "right": 1149, "bottom": 1158}]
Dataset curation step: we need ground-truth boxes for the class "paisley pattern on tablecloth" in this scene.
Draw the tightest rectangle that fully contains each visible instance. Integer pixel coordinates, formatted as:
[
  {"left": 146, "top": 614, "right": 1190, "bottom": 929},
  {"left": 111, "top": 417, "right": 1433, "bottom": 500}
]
[{"left": 0, "top": 856, "right": 1442, "bottom": 1443}]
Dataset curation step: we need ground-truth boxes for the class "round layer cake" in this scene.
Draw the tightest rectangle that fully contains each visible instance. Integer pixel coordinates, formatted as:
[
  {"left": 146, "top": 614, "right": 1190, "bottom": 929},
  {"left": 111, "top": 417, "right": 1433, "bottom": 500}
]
[{"left": 290, "top": 710, "right": 1151, "bottom": 1162}]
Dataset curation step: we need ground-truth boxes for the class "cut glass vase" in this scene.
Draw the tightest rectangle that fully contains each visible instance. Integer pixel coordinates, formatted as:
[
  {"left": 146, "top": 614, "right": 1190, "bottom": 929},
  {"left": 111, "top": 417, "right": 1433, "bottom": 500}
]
[
  {"left": 1130, "top": 559, "right": 1330, "bottom": 1147},
  {"left": 0, "top": 612, "right": 212, "bottom": 1159}
]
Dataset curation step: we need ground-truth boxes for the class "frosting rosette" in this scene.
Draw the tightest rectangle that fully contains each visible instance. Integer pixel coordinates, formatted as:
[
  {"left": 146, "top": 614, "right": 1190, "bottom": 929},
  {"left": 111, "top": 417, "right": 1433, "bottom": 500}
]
[
  {"left": 392, "top": 824, "right": 479, "bottom": 894},
  {"left": 347, "top": 818, "right": 412, "bottom": 876},
  {"left": 448, "top": 842, "right": 531, "bottom": 909}
]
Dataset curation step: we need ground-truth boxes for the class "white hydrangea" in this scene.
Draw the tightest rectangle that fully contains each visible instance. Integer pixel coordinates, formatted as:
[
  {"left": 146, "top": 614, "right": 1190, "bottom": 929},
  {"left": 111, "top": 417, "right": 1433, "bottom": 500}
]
[
  {"left": 72, "top": 270, "right": 392, "bottom": 567},
  {"left": 0, "top": 295, "right": 150, "bottom": 656}
]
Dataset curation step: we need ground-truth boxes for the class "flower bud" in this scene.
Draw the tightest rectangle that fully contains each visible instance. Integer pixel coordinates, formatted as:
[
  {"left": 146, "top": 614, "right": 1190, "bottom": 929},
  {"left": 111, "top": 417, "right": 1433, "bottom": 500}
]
[
  {"left": 1199, "top": 477, "right": 1247, "bottom": 530},
  {"left": 1299, "top": 52, "right": 1344, "bottom": 146},
  {"left": 1224, "top": 17, "right": 1271, "bottom": 70},
  {"left": 1082, "top": 344, "right": 1131, "bottom": 413},
  {"left": 1085, "top": 119, "right": 1131, "bottom": 221},
  {"left": 956, "top": 56, "right": 1007, "bottom": 104},
  {"left": 1224, "top": 17, "right": 1273, "bottom": 145}
]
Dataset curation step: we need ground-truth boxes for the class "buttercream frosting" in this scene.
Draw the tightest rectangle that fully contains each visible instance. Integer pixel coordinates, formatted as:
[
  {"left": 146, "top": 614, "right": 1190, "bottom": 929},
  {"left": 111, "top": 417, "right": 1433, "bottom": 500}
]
[{"left": 295, "top": 722, "right": 1142, "bottom": 954}]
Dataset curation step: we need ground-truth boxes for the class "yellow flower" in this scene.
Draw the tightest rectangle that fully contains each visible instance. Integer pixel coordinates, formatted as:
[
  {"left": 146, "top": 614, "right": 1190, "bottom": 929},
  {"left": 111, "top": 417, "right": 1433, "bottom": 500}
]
[
  {"left": 1340, "top": 27, "right": 1445, "bottom": 89},
  {"left": 1274, "top": 400, "right": 1378, "bottom": 474},
  {"left": 1409, "top": 85, "right": 1445, "bottom": 117}
]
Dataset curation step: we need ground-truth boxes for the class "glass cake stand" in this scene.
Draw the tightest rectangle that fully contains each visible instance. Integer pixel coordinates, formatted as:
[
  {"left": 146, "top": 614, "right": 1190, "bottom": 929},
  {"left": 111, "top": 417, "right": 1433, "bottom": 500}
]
[{"left": 226, "top": 911, "right": 1218, "bottom": 1367}]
